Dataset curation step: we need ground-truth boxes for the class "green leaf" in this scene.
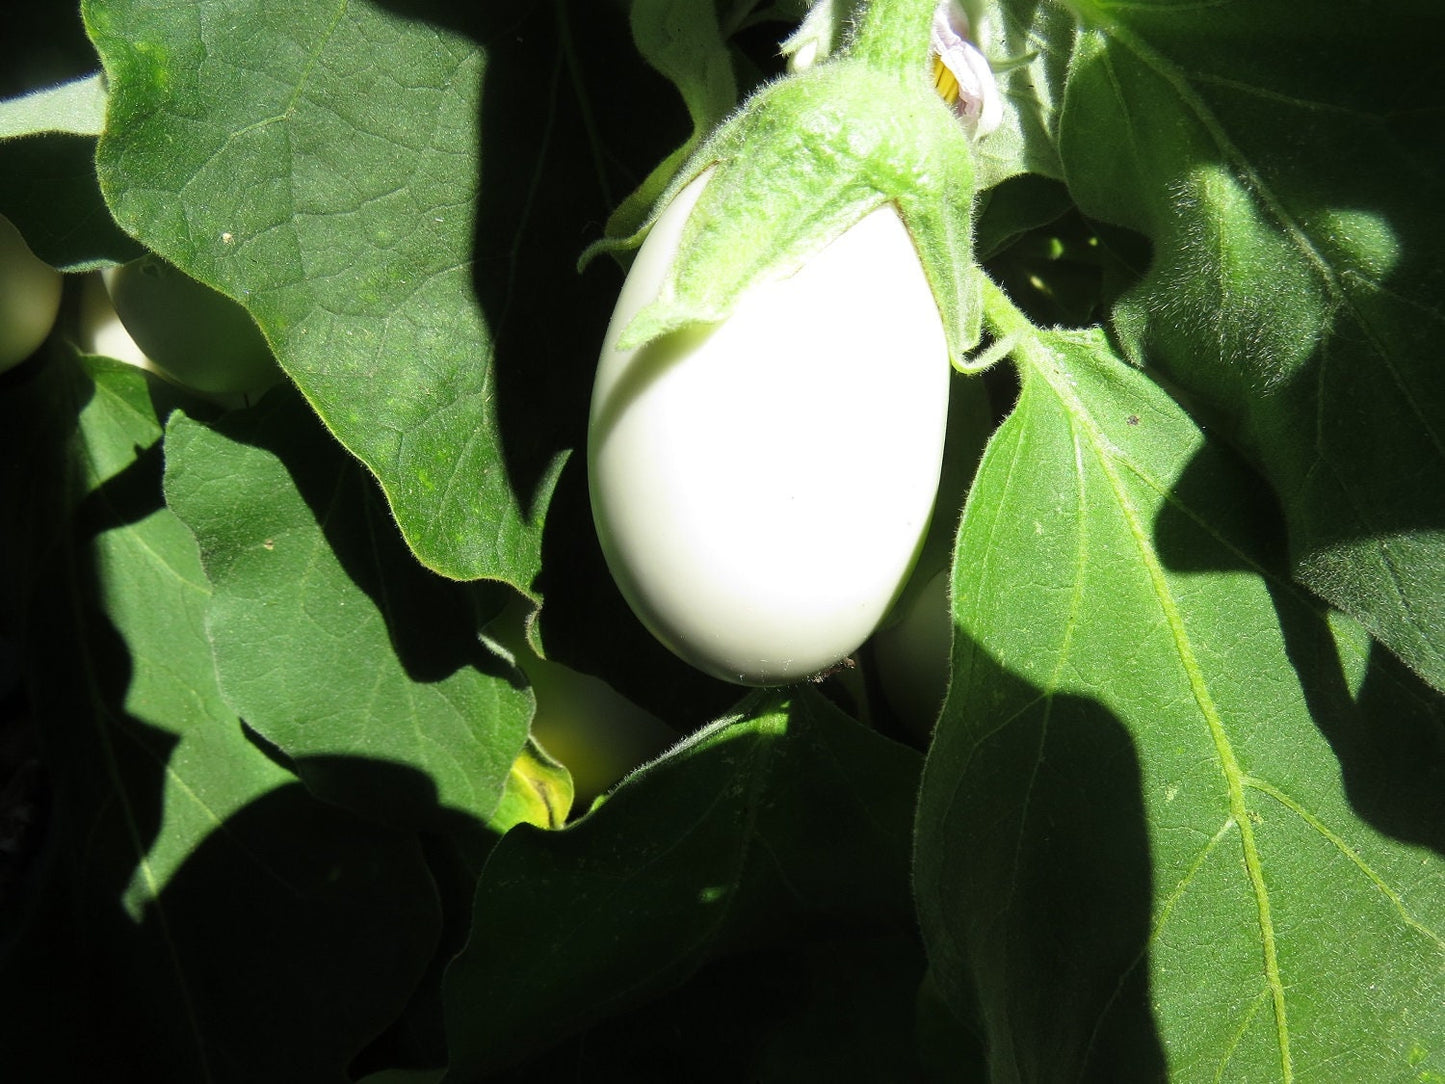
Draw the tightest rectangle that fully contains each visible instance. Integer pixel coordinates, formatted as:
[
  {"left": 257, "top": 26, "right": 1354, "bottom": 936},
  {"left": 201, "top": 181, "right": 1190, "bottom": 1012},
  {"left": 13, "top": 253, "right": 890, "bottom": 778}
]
[
  {"left": 916, "top": 324, "right": 1445, "bottom": 1079},
  {"left": 972, "top": 172, "right": 1074, "bottom": 261},
  {"left": 0, "top": 355, "right": 439, "bottom": 1081},
  {"left": 162, "top": 389, "right": 534, "bottom": 834},
  {"left": 1053, "top": 0, "right": 1445, "bottom": 691},
  {"left": 84, "top": 0, "right": 658, "bottom": 585},
  {"left": 0, "top": 130, "right": 141, "bottom": 270},
  {"left": 441, "top": 688, "right": 921, "bottom": 1076},
  {"left": 490, "top": 737, "right": 575, "bottom": 832},
  {"left": 736, "top": 934, "right": 935, "bottom": 1081},
  {"left": 600, "top": 0, "right": 739, "bottom": 240},
  {"left": 355, "top": 1071, "right": 446, "bottom": 1084},
  {"left": 0, "top": 18, "right": 137, "bottom": 270}
]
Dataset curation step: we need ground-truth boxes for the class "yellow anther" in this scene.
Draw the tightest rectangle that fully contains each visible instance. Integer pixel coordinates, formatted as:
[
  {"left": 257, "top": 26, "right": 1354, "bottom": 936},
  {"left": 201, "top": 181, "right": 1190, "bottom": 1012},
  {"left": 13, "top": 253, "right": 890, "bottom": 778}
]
[{"left": 932, "top": 55, "right": 961, "bottom": 106}]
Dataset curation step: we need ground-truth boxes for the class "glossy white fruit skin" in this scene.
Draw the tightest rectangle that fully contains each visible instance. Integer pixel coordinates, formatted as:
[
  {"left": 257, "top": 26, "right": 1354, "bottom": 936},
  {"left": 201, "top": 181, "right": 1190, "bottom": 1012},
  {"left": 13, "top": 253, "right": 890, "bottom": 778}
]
[
  {"left": 0, "top": 214, "right": 63, "bottom": 373},
  {"left": 588, "top": 173, "right": 951, "bottom": 686}
]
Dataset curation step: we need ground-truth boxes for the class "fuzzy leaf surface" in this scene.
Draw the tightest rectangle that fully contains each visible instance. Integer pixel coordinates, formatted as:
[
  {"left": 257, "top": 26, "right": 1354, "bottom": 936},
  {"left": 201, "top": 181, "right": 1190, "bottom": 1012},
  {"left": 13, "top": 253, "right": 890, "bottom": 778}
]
[
  {"left": 1054, "top": 0, "right": 1445, "bottom": 690},
  {"left": 916, "top": 327, "right": 1445, "bottom": 1080}
]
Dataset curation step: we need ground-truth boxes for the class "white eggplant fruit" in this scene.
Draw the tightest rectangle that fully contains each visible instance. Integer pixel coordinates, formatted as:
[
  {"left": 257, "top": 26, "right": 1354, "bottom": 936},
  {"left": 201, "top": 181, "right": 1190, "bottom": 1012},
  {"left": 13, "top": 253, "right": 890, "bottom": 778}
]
[
  {"left": 104, "top": 254, "right": 281, "bottom": 397},
  {"left": 588, "top": 172, "right": 952, "bottom": 686},
  {"left": 873, "top": 566, "right": 951, "bottom": 737},
  {"left": 79, "top": 270, "right": 154, "bottom": 371},
  {"left": 0, "top": 213, "right": 63, "bottom": 373}
]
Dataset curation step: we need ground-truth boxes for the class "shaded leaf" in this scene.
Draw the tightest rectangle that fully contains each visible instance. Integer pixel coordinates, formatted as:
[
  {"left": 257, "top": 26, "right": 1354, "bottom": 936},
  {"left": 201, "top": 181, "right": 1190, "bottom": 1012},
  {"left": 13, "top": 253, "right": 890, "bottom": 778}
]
[
  {"left": 442, "top": 688, "right": 921, "bottom": 1076},
  {"left": 0, "top": 131, "right": 141, "bottom": 270},
  {"left": 972, "top": 171, "right": 1074, "bottom": 260},
  {"left": 485, "top": 932, "right": 936, "bottom": 1084},
  {"left": 601, "top": 0, "right": 739, "bottom": 239},
  {"left": 0, "top": 355, "right": 438, "bottom": 1082},
  {"left": 0, "top": 15, "right": 136, "bottom": 270}
]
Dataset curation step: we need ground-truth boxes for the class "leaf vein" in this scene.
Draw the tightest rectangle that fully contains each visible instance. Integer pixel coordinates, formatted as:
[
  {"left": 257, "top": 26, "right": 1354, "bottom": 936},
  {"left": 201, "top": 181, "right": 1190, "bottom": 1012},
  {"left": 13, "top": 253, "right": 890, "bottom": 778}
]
[
  {"left": 1245, "top": 775, "right": 1445, "bottom": 953},
  {"left": 1021, "top": 324, "right": 1294, "bottom": 1082}
]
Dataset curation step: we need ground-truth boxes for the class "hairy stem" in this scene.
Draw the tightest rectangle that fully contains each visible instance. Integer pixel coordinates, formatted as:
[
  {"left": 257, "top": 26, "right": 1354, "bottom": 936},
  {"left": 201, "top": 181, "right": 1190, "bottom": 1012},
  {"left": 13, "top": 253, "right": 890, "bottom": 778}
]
[{"left": 847, "top": 0, "right": 939, "bottom": 73}]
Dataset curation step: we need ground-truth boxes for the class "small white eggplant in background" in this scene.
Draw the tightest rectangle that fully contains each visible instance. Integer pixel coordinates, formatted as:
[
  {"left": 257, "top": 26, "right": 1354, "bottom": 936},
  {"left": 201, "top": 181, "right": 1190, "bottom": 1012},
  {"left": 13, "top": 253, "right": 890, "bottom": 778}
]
[
  {"left": 873, "top": 566, "right": 952, "bottom": 739},
  {"left": 0, "top": 213, "right": 63, "bottom": 373},
  {"left": 78, "top": 270, "right": 155, "bottom": 371},
  {"left": 104, "top": 253, "right": 281, "bottom": 398},
  {"left": 486, "top": 602, "right": 677, "bottom": 812},
  {"left": 588, "top": 172, "right": 952, "bottom": 686}
]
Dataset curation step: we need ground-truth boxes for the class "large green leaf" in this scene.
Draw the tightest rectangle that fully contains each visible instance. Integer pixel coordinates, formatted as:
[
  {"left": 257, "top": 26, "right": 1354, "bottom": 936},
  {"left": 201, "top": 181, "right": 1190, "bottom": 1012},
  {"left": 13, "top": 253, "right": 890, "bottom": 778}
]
[
  {"left": 1051, "top": 0, "right": 1445, "bottom": 691},
  {"left": 83, "top": 0, "right": 670, "bottom": 585},
  {"left": 442, "top": 688, "right": 922, "bottom": 1076},
  {"left": 0, "top": 355, "right": 439, "bottom": 1081},
  {"left": 916, "top": 325, "right": 1445, "bottom": 1079},
  {"left": 163, "top": 389, "right": 533, "bottom": 834}
]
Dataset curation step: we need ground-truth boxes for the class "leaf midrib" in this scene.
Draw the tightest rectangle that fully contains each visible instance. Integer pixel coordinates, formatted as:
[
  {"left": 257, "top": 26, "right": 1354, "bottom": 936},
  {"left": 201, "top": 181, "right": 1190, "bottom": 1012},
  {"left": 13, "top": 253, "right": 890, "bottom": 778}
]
[{"left": 1026, "top": 337, "right": 1294, "bottom": 1082}]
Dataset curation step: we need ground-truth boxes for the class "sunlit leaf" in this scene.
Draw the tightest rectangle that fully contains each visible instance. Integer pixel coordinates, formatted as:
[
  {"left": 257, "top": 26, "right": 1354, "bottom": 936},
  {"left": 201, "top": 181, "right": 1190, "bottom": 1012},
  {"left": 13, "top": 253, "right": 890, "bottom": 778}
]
[
  {"left": 163, "top": 390, "right": 533, "bottom": 833},
  {"left": 916, "top": 326, "right": 1445, "bottom": 1080},
  {"left": 0, "top": 71, "right": 106, "bottom": 137},
  {"left": 85, "top": 0, "right": 665, "bottom": 586}
]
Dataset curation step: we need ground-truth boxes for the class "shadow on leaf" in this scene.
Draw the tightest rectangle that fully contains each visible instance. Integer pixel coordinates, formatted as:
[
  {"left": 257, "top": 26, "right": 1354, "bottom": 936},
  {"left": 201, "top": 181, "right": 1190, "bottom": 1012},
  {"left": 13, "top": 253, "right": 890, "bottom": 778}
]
[
  {"left": 0, "top": 356, "right": 443, "bottom": 1082},
  {"left": 917, "top": 640, "right": 1166, "bottom": 1081},
  {"left": 1157, "top": 442, "right": 1445, "bottom": 860},
  {"left": 196, "top": 387, "right": 516, "bottom": 688}
]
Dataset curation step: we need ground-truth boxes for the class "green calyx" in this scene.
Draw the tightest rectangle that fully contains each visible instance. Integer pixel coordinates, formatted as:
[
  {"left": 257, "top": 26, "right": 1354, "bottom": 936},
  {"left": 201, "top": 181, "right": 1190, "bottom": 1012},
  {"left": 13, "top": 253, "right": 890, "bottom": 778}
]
[{"left": 596, "top": 0, "right": 985, "bottom": 369}]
